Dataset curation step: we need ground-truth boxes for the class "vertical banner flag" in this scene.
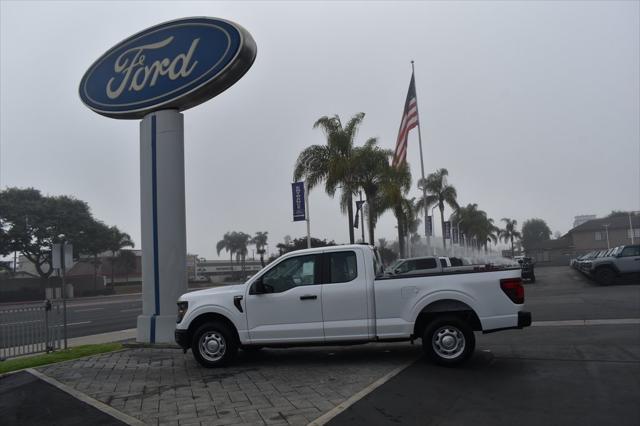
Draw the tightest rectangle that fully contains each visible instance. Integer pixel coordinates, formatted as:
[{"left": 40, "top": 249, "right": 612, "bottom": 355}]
[
  {"left": 354, "top": 200, "right": 364, "bottom": 228},
  {"left": 452, "top": 226, "right": 459, "bottom": 244},
  {"left": 443, "top": 221, "right": 452, "bottom": 240},
  {"left": 426, "top": 215, "right": 433, "bottom": 237},
  {"left": 291, "top": 182, "right": 306, "bottom": 221},
  {"left": 392, "top": 73, "right": 419, "bottom": 168}
]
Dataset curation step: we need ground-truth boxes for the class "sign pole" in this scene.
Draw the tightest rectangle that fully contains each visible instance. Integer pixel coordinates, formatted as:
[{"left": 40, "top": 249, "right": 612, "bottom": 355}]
[
  {"left": 137, "top": 110, "right": 187, "bottom": 344},
  {"left": 305, "top": 182, "right": 311, "bottom": 248}
]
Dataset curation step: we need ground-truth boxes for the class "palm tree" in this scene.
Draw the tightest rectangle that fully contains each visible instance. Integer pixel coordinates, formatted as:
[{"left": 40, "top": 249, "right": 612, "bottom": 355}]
[
  {"left": 499, "top": 218, "right": 521, "bottom": 257},
  {"left": 252, "top": 231, "right": 268, "bottom": 267},
  {"left": 106, "top": 226, "right": 133, "bottom": 286},
  {"left": 451, "top": 204, "right": 496, "bottom": 251},
  {"left": 294, "top": 113, "right": 366, "bottom": 244},
  {"left": 417, "top": 168, "right": 459, "bottom": 250},
  {"left": 351, "top": 138, "right": 393, "bottom": 244},
  {"left": 379, "top": 163, "right": 412, "bottom": 257},
  {"left": 216, "top": 232, "right": 236, "bottom": 266},
  {"left": 232, "top": 232, "right": 251, "bottom": 278}
]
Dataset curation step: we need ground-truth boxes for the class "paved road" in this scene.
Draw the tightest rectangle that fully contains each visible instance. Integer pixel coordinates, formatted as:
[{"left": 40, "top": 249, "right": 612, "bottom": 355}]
[
  {"left": 329, "top": 266, "right": 640, "bottom": 426},
  {"left": 0, "top": 371, "right": 125, "bottom": 426}
]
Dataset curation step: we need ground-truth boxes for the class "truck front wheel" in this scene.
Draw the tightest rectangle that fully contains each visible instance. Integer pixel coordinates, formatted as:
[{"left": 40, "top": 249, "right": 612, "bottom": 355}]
[
  {"left": 595, "top": 267, "right": 616, "bottom": 286},
  {"left": 422, "top": 315, "right": 475, "bottom": 366},
  {"left": 191, "top": 321, "right": 238, "bottom": 368}
]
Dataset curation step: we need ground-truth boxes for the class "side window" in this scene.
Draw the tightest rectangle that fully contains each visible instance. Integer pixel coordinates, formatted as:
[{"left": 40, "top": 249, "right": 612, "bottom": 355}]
[
  {"left": 326, "top": 251, "right": 358, "bottom": 283},
  {"left": 406, "top": 260, "right": 417, "bottom": 271},
  {"left": 260, "top": 255, "right": 319, "bottom": 293},
  {"left": 439, "top": 258, "right": 447, "bottom": 268},
  {"left": 416, "top": 258, "right": 438, "bottom": 270},
  {"left": 620, "top": 246, "right": 640, "bottom": 257},
  {"left": 396, "top": 261, "right": 409, "bottom": 274}
]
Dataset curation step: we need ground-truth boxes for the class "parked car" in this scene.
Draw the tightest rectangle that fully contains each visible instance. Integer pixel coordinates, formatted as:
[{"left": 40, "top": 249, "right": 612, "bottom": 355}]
[
  {"left": 586, "top": 245, "right": 640, "bottom": 285},
  {"left": 175, "top": 245, "right": 531, "bottom": 368},
  {"left": 385, "top": 256, "right": 444, "bottom": 276}
]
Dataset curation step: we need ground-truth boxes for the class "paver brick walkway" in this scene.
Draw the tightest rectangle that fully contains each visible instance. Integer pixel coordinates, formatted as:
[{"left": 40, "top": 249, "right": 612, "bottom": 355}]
[{"left": 38, "top": 343, "right": 419, "bottom": 425}]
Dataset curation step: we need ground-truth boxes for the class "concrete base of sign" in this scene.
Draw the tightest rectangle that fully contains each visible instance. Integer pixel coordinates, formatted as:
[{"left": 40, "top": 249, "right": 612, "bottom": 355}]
[{"left": 136, "top": 109, "right": 187, "bottom": 344}]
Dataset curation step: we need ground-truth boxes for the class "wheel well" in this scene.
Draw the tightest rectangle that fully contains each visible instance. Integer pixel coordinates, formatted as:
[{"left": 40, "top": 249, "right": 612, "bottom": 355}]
[
  {"left": 413, "top": 300, "right": 482, "bottom": 338},
  {"left": 188, "top": 313, "right": 240, "bottom": 344}
]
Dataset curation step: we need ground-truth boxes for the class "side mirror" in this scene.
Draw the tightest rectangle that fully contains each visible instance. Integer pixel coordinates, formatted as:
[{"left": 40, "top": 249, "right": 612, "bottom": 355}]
[{"left": 252, "top": 278, "right": 266, "bottom": 294}]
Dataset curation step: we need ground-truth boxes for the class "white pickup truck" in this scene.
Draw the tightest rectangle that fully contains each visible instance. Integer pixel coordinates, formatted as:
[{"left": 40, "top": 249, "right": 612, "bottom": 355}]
[{"left": 175, "top": 245, "right": 531, "bottom": 367}]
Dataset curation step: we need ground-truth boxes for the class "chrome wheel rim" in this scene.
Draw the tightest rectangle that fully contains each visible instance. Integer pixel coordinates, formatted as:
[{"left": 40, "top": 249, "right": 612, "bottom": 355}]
[
  {"left": 199, "top": 331, "right": 226, "bottom": 362},
  {"left": 432, "top": 326, "right": 465, "bottom": 359}
]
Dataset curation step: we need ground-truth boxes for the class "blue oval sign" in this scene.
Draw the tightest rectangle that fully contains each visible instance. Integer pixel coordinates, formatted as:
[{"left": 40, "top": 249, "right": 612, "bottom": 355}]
[{"left": 79, "top": 17, "right": 257, "bottom": 119}]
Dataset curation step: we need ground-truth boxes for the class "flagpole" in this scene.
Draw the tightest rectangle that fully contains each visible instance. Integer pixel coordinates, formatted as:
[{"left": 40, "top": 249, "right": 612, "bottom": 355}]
[{"left": 411, "top": 60, "right": 429, "bottom": 244}]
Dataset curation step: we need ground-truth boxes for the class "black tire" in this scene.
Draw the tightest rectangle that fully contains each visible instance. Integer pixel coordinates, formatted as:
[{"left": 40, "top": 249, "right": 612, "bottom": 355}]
[
  {"left": 422, "top": 315, "right": 475, "bottom": 367},
  {"left": 191, "top": 321, "right": 238, "bottom": 368},
  {"left": 595, "top": 267, "right": 616, "bottom": 286}
]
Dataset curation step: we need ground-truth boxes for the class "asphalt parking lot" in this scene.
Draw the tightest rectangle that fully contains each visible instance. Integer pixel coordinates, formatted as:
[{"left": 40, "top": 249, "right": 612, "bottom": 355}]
[{"left": 2, "top": 266, "right": 639, "bottom": 426}]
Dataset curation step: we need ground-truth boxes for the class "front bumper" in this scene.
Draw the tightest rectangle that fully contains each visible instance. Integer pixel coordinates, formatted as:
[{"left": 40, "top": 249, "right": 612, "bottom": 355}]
[
  {"left": 518, "top": 311, "right": 532, "bottom": 328},
  {"left": 175, "top": 329, "right": 190, "bottom": 350}
]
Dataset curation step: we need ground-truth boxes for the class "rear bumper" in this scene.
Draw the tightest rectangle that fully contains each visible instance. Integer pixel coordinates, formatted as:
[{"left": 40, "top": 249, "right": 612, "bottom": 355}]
[
  {"left": 483, "top": 311, "right": 532, "bottom": 334},
  {"left": 518, "top": 311, "right": 532, "bottom": 328},
  {"left": 175, "top": 329, "right": 190, "bottom": 350}
]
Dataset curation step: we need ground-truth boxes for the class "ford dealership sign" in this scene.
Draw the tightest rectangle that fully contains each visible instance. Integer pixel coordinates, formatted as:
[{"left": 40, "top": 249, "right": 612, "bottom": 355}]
[{"left": 79, "top": 17, "right": 257, "bottom": 119}]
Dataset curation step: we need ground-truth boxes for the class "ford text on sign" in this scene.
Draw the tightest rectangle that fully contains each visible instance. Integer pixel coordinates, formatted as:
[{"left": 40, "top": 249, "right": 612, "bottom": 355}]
[{"left": 79, "top": 17, "right": 257, "bottom": 119}]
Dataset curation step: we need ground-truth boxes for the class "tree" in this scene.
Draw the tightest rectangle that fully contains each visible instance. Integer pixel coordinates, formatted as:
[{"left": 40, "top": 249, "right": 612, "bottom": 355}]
[
  {"left": 216, "top": 232, "right": 236, "bottom": 266},
  {"left": 379, "top": 162, "right": 412, "bottom": 257},
  {"left": 217, "top": 231, "right": 251, "bottom": 279},
  {"left": 499, "top": 218, "right": 522, "bottom": 257},
  {"left": 351, "top": 138, "right": 393, "bottom": 244},
  {"left": 378, "top": 238, "right": 398, "bottom": 265},
  {"left": 252, "top": 231, "right": 268, "bottom": 267},
  {"left": 113, "top": 250, "right": 137, "bottom": 283},
  {"left": 451, "top": 203, "right": 495, "bottom": 250},
  {"left": 276, "top": 236, "right": 336, "bottom": 255},
  {"left": 0, "top": 187, "right": 98, "bottom": 278},
  {"left": 521, "top": 218, "right": 552, "bottom": 250},
  {"left": 77, "top": 219, "right": 112, "bottom": 290},
  {"left": 417, "top": 168, "right": 459, "bottom": 250},
  {"left": 106, "top": 226, "right": 134, "bottom": 286},
  {"left": 294, "top": 112, "right": 367, "bottom": 244}
]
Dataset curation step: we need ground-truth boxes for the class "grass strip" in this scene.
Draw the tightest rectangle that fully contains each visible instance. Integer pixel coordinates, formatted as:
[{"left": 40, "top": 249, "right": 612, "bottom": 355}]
[{"left": 0, "top": 343, "right": 123, "bottom": 374}]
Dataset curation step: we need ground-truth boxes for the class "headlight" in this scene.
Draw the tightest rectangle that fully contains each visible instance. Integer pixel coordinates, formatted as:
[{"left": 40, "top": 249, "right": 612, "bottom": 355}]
[{"left": 176, "top": 301, "right": 188, "bottom": 323}]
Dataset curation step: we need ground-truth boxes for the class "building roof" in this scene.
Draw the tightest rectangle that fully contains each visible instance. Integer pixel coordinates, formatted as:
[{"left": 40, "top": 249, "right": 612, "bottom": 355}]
[{"left": 569, "top": 213, "right": 640, "bottom": 233}]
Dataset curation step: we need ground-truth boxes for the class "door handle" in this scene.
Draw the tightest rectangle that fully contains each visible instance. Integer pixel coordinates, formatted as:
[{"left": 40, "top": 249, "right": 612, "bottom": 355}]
[{"left": 300, "top": 295, "right": 317, "bottom": 300}]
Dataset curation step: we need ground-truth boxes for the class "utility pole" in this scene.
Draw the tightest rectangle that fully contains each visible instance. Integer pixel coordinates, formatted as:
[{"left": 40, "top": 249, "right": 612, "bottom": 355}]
[
  {"left": 629, "top": 212, "right": 635, "bottom": 244},
  {"left": 603, "top": 224, "right": 610, "bottom": 249}
]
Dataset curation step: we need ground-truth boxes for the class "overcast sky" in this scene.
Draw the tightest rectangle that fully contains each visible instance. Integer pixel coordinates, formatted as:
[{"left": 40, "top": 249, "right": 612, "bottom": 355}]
[{"left": 1, "top": 0, "right": 639, "bottom": 259}]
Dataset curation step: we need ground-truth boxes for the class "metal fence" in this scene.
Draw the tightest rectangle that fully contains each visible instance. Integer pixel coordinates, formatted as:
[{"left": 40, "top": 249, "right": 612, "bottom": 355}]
[{"left": 0, "top": 299, "right": 68, "bottom": 361}]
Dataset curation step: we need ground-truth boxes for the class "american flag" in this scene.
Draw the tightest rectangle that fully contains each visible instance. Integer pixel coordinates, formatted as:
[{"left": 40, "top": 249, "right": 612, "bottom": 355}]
[{"left": 392, "top": 73, "right": 419, "bottom": 168}]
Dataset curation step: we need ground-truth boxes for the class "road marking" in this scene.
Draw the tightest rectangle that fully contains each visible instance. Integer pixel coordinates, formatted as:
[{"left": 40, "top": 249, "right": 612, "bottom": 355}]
[
  {"left": 308, "top": 356, "right": 419, "bottom": 426},
  {"left": 67, "top": 321, "right": 92, "bottom": 326},
  {"left": 120, "top": 308, "right": 141, "bottom": 313},
  {"left": 532, "top": 318, "right": 640, "bottom": 327},
  {"left": 27, "top": 369, "right": 145, "bottom": 426},
  {"left": 73, "top": 308, "right": 104, "bottom": 313},
  {"left": 3, "top": 320, "right": 43, "bottom": 326}
]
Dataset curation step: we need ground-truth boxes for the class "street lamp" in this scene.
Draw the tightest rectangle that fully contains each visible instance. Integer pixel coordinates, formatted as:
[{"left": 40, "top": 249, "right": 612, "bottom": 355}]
[{"left": 603, "top": 224, "right": 610, "bottom": 249}]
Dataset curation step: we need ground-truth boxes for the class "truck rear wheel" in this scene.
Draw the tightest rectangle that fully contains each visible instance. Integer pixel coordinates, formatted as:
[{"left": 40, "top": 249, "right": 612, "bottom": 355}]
[
  {"left": 422, "top": 315, "right": 475, "bottom": 367},
  {"left": 191, "top": 321, "right": 238, "bottom": 368}
]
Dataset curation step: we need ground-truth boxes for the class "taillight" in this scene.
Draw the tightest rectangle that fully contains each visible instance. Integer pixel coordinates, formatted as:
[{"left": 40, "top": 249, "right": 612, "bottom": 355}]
[{"left": 500, "top": 278, "right": 524, "bottom": 304}]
